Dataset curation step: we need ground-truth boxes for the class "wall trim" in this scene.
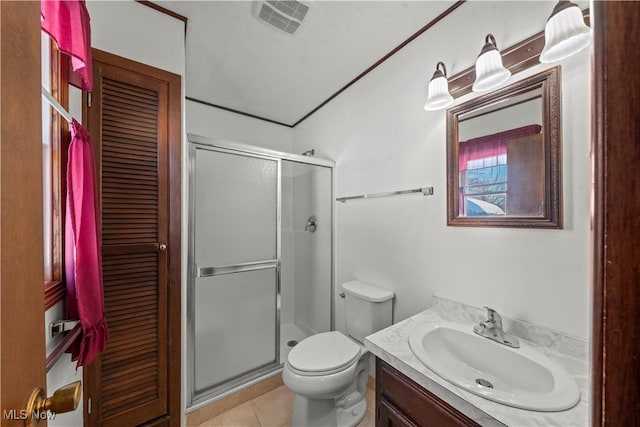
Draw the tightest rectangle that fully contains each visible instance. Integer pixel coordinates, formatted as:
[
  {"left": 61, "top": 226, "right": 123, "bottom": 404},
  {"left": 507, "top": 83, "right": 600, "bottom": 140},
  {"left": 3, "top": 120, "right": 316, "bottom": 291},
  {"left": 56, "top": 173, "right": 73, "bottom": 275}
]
[
  {"left": 186, "top": 97, "right": 293, "bottom": 128},
  {"left": 186, "top": 1, "right": 466, "bottom": 128},
  {"left": 291, "top": 0, "right": 466, "bottom": 127},
  {"left": 135, "top": 0, "right": 188, "bottom": 23}
]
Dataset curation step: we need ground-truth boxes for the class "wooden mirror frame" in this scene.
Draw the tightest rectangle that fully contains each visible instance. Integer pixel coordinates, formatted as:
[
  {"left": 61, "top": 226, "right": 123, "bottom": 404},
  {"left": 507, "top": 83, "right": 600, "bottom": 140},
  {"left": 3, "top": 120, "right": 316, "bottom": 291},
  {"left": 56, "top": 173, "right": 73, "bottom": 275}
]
[{"left": 446, "top": 66, "right": 562, "bottom": 228}]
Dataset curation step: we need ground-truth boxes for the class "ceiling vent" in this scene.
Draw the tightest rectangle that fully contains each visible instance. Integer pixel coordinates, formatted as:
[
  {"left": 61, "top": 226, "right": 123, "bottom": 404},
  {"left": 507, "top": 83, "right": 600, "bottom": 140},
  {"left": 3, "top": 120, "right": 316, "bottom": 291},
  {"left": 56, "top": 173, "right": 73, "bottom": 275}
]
[{"left": 253, "top": 1, "right": 312, "bottom": 36}]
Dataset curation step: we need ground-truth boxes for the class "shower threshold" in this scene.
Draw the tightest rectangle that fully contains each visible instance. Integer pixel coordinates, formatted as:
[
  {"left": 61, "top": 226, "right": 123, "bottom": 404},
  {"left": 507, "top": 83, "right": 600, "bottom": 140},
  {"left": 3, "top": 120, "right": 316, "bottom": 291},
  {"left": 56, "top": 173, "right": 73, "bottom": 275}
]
[{"left": 188, "top": 363, "right": 283, "bottom": 412}]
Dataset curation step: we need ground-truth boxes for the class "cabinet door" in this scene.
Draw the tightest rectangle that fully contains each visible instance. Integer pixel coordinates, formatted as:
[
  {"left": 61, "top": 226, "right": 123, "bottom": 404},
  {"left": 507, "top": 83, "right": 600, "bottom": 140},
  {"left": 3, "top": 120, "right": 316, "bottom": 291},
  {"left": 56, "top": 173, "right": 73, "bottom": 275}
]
[
  {"left": 377, "top": 398, "right": 419, "bottom": 427},
  {"left": 376, "top": 359, "right": 480, "bottom": 427}
]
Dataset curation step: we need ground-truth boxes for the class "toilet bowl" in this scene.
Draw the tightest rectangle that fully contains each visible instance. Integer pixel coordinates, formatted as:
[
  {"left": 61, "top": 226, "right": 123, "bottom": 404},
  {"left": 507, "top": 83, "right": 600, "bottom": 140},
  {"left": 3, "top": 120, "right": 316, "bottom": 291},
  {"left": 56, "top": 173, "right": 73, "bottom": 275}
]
[
  {"left": 283, "top": 281, "right": 394, "bottom": 427},
  {"left": 283, "top": 331, "right": 370, "bottom": 427}
]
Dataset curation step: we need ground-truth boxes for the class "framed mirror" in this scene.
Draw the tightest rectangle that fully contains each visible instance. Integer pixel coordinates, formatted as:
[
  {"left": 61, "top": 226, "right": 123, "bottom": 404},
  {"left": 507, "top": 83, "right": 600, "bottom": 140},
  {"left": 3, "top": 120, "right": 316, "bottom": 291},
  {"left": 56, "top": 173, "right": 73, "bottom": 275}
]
[{"left": 446, "top": 66, "right": 561, "bottom": 228}]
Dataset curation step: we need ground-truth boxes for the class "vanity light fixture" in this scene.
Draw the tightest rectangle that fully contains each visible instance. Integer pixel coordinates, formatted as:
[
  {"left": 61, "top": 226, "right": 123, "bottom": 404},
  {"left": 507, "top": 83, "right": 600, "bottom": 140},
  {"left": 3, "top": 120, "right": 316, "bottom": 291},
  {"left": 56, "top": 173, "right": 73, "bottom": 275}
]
[
  {"left": 472, "top": 34, "right": 511, "bottom": 93},
  {"left": 539, "top": 0, "right": 591, "bottom": 63},
  {"left": 424, "top": 61, "right": 454, "bottom": 111}
]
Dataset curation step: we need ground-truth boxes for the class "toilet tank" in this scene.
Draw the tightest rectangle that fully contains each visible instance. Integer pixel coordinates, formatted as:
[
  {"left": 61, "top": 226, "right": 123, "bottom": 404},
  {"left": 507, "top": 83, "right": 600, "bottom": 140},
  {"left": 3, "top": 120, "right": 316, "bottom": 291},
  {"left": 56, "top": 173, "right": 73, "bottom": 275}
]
[{"left": 342, "top": 281, "right": 394, "bottom": 343}]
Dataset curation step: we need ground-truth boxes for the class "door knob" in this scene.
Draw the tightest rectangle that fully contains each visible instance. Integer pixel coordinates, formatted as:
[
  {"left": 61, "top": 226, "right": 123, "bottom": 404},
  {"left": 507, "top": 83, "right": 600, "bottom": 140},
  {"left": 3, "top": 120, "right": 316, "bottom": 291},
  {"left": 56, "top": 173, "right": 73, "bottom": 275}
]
[
  {"left": 159, "top": 243, "right": 167, "bottom": 251},
  {"left": 25, "top": 381, "right": 81, "bottom": 426}
]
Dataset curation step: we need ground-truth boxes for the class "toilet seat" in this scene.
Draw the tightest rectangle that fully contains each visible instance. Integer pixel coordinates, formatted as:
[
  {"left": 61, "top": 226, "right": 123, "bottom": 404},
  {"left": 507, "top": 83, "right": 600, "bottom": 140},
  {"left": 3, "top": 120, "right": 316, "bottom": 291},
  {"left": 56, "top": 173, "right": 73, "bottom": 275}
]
[{"left": 287, "top": 331, "right": 361, "bottom": 376}]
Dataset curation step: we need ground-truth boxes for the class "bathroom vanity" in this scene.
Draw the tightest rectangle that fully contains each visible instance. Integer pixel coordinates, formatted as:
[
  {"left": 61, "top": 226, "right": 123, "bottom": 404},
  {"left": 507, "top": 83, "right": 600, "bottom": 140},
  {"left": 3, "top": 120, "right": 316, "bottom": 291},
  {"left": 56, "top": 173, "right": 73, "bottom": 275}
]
[
  {"left": 365, "top": 297, "right": 589, "bottom": 427},
  {"left": 376, "top": 359, "right": 478, "bottom": 427}
]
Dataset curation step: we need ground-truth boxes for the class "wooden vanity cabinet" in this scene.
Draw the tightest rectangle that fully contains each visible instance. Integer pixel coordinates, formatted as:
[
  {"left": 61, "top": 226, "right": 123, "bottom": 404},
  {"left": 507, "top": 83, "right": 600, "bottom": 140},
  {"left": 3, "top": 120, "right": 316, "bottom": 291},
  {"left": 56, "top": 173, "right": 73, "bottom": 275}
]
[{"left": 375, "top": 359, "right": 480, "bottom": 427}]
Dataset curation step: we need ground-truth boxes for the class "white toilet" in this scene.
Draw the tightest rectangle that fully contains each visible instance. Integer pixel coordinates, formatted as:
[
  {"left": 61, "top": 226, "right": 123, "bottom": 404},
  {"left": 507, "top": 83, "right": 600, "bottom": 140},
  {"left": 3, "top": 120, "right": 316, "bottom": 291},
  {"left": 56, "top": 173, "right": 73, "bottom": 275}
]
[{"left": 283, "top": 281, "right": 394, "bottom": 427}]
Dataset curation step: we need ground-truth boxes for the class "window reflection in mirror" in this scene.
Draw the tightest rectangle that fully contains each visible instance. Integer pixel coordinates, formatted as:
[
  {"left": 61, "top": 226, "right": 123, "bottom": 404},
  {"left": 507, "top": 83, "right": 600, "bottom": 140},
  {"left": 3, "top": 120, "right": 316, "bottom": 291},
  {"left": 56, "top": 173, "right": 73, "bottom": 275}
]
[
  {"left": 458, "top": 88, "right": 543, "bottom": 217},
  {"left": 447, "top": 67, "right": 561, "bottom": 228}
]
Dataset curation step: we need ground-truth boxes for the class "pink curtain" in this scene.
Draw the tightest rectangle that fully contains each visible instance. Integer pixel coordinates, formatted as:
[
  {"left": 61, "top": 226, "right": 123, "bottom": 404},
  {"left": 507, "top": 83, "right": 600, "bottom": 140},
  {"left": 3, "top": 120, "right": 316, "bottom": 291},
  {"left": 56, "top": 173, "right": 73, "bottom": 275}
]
[
  {"left": 41, "top": 0, "right": 93, "bottom": 91},
  {"left": 458, "top": 124, "right": 541, "bottom": 171},
  {"left": 65, "top": 119, "right": 108, "bottom": 367}
]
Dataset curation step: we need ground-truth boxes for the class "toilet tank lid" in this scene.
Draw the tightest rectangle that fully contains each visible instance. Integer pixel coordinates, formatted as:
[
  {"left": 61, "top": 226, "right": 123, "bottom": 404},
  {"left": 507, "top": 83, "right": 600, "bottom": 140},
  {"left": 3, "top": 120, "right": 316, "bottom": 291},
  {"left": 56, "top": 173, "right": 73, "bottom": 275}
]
[{"left": 341, "top": 281, "right": 394, "bottom": 302}]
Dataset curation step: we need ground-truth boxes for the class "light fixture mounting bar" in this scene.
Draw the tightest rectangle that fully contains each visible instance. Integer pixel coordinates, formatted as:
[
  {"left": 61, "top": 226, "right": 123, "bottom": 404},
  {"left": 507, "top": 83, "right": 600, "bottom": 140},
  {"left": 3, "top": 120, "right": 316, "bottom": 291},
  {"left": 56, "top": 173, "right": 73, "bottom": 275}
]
[{"left": 448, "top": 8, "right": 589, "bottom": 99}]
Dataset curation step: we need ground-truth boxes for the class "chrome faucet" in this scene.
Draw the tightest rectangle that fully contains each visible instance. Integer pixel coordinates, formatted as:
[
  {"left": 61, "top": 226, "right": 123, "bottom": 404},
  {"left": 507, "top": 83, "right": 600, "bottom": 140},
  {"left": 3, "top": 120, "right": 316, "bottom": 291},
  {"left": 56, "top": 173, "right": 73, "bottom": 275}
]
[{"left": 473, "top": 307, "right": 520, "bottom": 348}]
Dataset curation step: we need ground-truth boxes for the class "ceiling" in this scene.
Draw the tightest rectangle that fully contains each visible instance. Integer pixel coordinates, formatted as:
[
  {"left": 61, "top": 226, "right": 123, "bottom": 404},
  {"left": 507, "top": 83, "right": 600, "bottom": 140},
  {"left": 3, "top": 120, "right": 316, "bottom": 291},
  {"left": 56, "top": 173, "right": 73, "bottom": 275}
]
[{"left": 156, "top": 1, "right": 458, "bottom": 126}]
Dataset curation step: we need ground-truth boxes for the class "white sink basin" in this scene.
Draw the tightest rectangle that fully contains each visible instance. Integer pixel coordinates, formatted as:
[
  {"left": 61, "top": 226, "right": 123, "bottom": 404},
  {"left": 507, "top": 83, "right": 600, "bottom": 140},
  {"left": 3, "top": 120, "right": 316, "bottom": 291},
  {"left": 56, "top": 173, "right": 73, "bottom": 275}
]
[{"left": 408, "top": 322, "right": 580, "bottom": 411}]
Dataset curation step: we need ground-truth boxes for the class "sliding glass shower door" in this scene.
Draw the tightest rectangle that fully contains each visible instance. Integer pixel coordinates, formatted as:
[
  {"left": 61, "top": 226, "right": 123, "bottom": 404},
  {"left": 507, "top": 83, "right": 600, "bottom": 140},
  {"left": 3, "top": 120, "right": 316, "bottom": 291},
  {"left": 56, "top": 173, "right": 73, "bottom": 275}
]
[{"left": 190, "top": 146, "right": 280, "bottom": 405}]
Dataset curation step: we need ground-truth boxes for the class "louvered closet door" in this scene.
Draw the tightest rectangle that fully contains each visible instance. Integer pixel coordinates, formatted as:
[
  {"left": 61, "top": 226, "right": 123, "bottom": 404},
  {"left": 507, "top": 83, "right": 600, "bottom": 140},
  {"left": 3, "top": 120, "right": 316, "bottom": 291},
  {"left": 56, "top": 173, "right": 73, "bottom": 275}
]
[{"left": 85, "top": 54, "right": 176, "bottom": 427}]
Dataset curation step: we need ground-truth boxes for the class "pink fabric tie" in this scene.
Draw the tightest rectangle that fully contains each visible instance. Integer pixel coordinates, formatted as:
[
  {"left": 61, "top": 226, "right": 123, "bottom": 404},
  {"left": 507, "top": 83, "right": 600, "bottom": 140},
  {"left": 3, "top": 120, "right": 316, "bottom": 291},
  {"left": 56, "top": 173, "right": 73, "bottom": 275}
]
[
  {"left": 41, "top": 0, "right": 93, "bottom": 91},
  {"left": 65, "top": 119, "right": 108, "bottom": 367}
]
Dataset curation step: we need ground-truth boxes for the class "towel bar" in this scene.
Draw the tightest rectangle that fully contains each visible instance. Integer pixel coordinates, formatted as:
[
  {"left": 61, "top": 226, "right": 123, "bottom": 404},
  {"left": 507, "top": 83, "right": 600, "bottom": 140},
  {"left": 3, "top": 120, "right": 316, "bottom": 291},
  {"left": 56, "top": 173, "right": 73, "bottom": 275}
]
[{"left": 336, "top": 186, "right": 434, "bottom": 203}]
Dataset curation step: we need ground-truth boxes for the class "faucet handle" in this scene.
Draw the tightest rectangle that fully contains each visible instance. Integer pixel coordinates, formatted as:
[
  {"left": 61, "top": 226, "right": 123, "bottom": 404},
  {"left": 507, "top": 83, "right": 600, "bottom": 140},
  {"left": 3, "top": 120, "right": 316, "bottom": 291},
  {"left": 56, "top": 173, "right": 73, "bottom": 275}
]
[{"left": 483, "top": 306, "right": 501, "bottom": 322}]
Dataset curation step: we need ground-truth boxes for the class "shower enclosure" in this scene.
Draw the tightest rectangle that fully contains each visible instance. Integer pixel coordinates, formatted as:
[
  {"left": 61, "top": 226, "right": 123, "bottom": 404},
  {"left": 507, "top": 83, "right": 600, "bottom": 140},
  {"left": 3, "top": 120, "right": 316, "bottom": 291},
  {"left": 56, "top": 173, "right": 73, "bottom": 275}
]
[{"left": 187, "top": 134, "right": 334, "bottom": 409}]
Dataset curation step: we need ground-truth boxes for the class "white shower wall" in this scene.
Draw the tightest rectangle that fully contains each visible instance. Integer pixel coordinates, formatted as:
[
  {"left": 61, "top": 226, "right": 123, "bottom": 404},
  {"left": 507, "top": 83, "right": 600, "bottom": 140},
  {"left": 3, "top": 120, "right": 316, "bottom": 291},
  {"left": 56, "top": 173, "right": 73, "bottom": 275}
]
[
  {"left": 294, "top": 167, "right": 332, "bottom": 335},
  {"left": 281, "top": 162, "right": 333, "bottom": 346},
  {"left": 292, "top": 169, "right": 313, "bottom": 334}
]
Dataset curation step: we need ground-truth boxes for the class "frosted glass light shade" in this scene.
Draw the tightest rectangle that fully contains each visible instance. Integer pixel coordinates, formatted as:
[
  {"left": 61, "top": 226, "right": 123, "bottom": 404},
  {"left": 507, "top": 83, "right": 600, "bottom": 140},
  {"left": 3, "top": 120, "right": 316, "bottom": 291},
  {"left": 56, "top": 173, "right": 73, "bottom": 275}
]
[
  {"left": 424, "top": 71, "right": 453, "bottom": 111},
  {"left": 472, "top": 35, "right": 511, "bottom": 93},
  {"left": 540, "top": 1, "right": 591, "bottom": 63}
]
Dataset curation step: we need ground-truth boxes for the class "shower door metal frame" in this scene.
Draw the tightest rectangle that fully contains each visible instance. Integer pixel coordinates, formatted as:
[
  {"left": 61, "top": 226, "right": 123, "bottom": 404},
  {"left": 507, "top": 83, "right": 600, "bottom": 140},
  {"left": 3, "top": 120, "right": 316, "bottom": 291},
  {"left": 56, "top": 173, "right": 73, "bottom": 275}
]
[
  {"left": 187, "top": 134, "right": 335, "bottom": 410},
  {"left": 188, "top": 142, "right": 282, "bottom": 408}
]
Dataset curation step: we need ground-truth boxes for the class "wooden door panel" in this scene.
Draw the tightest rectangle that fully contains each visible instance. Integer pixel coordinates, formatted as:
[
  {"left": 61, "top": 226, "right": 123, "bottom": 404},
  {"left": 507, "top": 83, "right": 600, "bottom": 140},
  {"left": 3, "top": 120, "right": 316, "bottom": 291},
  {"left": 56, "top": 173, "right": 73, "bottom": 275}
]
[
  {"left": 0, "top": 2, "right": 48, "bottom": 424},
  {"left": 98, "top": 71, "right": 168, "bottom": 426},
  {"left": 99, "top": 68, "right": 168, "bottom": 426},
  {"left": 592, "top": 2, "right": 640, "bottom": 425},
  {"left": 85, "top": 49, "right": 179, "bottom": 427}
]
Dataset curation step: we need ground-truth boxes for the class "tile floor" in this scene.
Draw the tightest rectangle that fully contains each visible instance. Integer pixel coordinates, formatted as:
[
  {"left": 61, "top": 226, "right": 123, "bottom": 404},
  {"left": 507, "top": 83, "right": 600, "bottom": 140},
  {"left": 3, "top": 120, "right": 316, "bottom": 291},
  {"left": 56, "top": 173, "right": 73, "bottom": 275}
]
[{"left": 197, "top": 385, "right": 376, "bottom": 427}]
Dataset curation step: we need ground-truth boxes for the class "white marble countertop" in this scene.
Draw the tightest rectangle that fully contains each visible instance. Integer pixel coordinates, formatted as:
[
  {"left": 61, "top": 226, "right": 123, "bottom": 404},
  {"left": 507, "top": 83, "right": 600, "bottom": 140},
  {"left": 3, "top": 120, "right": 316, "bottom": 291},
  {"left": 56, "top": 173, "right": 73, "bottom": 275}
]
[{"left": 364, "top": 296, "right": 589, "bottom": 427}]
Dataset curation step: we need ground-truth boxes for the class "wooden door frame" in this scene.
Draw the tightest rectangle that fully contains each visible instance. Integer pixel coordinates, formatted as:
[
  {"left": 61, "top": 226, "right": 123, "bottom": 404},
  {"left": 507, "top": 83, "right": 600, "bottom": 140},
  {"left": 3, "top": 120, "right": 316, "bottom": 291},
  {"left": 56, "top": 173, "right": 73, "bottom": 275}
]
[
  {"left": 82, "top": 49, "right": 182, "bottom": 427},
  {"left": 591, "top": 2, "right": 640, "bottom": 425},
  {"left": 0, "top": 2, "right": 47, "bottom": 424}
]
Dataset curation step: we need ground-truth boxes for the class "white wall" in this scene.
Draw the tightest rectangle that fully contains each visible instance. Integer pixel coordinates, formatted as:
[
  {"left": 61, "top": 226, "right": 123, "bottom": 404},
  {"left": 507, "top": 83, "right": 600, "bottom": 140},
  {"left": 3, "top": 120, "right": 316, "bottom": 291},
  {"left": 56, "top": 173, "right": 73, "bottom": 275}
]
[
  {"left": 294, "top": 1, "right": 591, "bottom": 340},
  {"left": 45, "top": 2, "right": 186, "bottom": 426},
  {"left": 88, "top": 0, "right": 185, "bottom": 76},
  {"left": 187, "top": 100, "right": 294, "bottom": 153},
  {"left": 45, "top": 302, "right": 84, "bottom": 427}
]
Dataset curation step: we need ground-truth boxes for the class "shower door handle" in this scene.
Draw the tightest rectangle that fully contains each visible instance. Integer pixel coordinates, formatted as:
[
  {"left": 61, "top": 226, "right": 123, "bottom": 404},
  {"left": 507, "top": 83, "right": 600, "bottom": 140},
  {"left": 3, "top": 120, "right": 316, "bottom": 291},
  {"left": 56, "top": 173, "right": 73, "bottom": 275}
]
[{"left": 197, "top": 259, "right": 279, "bottom": 277}]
